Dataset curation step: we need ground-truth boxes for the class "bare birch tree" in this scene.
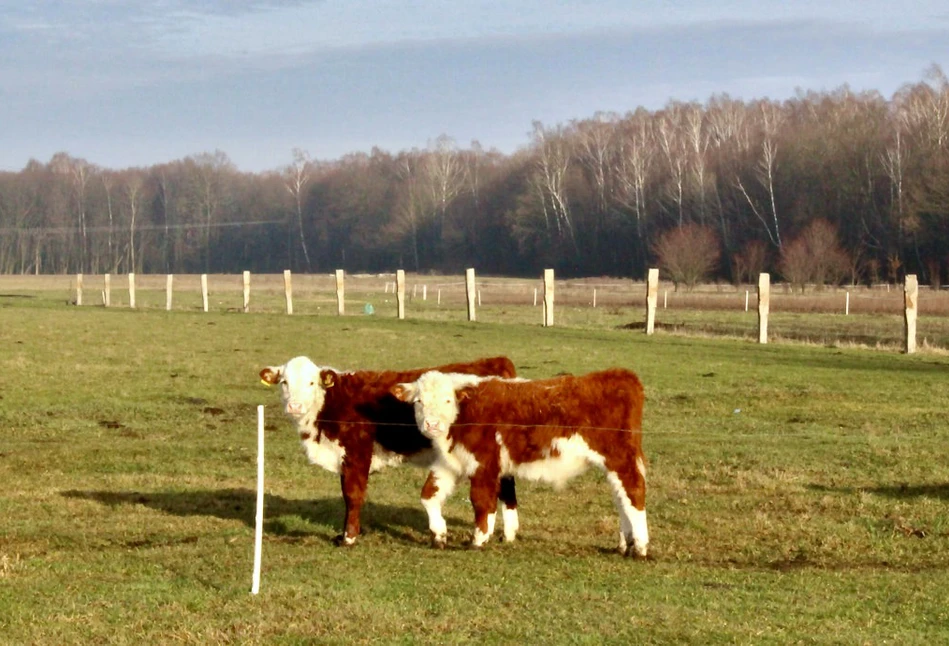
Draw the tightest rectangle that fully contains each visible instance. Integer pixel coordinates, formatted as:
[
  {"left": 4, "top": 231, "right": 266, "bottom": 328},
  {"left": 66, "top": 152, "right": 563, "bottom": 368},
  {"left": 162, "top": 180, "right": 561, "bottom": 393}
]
[
  {"left": 531, "top": 120, "right": 576, "bottom": 249},
  {"left": 283, "top": 148, "right": 314, "bottom": 271}
]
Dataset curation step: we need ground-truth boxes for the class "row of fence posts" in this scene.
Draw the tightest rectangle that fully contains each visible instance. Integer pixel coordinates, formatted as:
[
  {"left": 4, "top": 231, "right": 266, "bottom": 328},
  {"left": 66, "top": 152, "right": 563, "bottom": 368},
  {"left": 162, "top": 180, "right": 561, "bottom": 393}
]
[{"left": 74, "top": 269, "right": 922, "bottom": 354}]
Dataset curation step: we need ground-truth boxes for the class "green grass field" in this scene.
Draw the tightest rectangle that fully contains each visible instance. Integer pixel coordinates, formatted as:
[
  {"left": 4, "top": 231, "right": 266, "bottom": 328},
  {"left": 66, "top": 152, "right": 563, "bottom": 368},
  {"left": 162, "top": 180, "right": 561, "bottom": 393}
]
[{"left": 2, "top": 289, "right": 949, "bottom": 644}]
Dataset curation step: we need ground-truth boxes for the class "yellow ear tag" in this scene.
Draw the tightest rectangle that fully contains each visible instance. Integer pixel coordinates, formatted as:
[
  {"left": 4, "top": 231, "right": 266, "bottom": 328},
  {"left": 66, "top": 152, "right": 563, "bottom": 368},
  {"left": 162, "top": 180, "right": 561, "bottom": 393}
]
[
  {"left": 322, "top": 374, "right": 334, "bottom": 388},
  {"left": 261, "top": 379, "right": 273, "bottom": 387}
]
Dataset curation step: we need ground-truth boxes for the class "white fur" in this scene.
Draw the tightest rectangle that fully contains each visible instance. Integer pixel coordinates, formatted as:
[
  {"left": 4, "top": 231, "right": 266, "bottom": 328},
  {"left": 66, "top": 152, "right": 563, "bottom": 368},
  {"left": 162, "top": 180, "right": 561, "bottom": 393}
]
[
  {"left": 606, "top": 471, "right": 649, "bottom": 557},
  {"left": 421, "top": 468, "right": 459, "bottom": 545},
  {"left": 473, "top": 512, "right": 496, "bottom": 547},
  {"left": 302, "top": 433, "right": 347, "bottom": 473},
  {"left": 400, "top": 371, "right": 519, "bottom": 438},
  {"left": 501, "top": 504, "right": 519, "bottom": 542},
  {"left": 501, "top": 434, "right": 601, "bottom": 489}
]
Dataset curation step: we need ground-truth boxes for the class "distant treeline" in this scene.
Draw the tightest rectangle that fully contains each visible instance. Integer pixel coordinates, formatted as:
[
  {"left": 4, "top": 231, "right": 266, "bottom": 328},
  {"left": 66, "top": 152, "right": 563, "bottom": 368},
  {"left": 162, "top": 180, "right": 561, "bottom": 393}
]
[{"left": 1, "top": 66, "right": 947, "bottom": 285}]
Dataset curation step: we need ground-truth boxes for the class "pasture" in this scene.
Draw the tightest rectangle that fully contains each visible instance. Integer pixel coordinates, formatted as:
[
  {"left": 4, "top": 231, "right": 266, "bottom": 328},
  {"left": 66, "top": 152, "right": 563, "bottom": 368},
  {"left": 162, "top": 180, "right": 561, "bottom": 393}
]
[{"left": 2, "top": 283, "right": 949, "bottom": 643}]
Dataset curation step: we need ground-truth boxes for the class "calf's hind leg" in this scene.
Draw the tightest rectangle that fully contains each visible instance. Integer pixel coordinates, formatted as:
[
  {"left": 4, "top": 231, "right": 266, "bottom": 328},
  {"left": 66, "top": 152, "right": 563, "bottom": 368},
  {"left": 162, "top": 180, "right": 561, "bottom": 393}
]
[{"left": 605, "top": 457, "right": 648, "bottom": 558}]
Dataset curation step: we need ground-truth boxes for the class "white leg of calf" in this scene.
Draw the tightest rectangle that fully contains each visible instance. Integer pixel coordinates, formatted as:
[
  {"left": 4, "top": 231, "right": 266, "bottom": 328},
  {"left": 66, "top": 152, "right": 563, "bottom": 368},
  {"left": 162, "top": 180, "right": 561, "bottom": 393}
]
[
  {"left": 501, "top": 503, "right": 519, "bottom": 542},
  {"left": 422, "top": 471, "right": 457, "bottom": 547},
  {"left": 606, "top": 471, "right": 648, "bottom": 557},
  {"left": 629, "top": 507, "right": 649, "bottom": 558},
  {"left": 422, "top": 496, "right": 447, "bottom": 546},
  {"left": 472, "top": 512, "right": 496, "bottom": 547}
]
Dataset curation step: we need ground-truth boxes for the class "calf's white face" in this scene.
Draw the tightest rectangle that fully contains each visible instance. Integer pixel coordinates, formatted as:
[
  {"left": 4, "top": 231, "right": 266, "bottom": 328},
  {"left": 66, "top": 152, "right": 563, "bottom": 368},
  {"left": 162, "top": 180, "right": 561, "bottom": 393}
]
[
  {"left": 392, "top": 371, "right": 467, "bottom": 438},
  {"left": 260, "top": 356, "right": 328, "bottom": 422}
]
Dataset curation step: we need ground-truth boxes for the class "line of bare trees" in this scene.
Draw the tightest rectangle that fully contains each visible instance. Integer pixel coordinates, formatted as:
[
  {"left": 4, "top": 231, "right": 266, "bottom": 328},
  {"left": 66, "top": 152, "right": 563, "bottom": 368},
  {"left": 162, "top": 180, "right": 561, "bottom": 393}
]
[{"left": 1, "top": 66, "right": 947, "bottom": 285}]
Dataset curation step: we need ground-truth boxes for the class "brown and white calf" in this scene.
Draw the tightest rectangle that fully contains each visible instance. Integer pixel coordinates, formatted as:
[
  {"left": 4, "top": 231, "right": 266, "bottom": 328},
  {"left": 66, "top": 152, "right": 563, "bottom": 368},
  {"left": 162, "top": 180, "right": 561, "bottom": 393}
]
[
  {"left": 391, "top": 368, "right": 648, "bottom": 557},
  {"left": 259, "top": 356, "right": 519, "bottom": 546}
]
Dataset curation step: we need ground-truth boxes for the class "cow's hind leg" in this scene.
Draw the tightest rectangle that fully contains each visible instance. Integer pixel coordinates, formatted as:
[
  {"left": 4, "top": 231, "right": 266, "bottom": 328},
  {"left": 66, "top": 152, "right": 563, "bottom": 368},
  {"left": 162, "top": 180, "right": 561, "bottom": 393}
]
[
  {"left": 605, "top": 456, "right": 648, "bottom": 558},
  {"left": 421, "top": 469, "right": 457, "bottom": 548},
  {"left": 498, "top": 475, "right": 519, "bottom": 542}
]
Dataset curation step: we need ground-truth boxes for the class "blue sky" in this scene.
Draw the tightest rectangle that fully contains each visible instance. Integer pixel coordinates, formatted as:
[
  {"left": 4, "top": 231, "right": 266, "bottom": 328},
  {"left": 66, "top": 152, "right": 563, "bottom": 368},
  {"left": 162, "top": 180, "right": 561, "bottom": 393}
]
[{"left": 2, "top": 1, "right": 947, "bottom": 172}]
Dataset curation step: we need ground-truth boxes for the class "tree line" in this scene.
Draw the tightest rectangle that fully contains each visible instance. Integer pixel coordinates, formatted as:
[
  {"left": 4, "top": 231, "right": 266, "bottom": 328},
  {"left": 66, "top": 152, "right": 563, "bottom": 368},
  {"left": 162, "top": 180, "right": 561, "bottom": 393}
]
[{"left": 1, "top": 66, "right": 947, "bottom": 287}]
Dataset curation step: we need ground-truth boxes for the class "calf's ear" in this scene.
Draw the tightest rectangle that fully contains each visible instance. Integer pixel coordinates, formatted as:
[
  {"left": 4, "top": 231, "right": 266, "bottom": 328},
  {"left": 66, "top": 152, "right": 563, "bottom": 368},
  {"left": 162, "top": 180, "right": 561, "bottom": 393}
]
[
  {"left": 259, "top": 367, "right": 281, "bottom": 386},
  {"left": 319, "top": 369, "right": 337, "bottom": 389},
  {"left": 390, "top": 383, "right": 415, "bottom": 402},
  {"left": 457, "top": 387, "right": 475, "bottom": 401}
]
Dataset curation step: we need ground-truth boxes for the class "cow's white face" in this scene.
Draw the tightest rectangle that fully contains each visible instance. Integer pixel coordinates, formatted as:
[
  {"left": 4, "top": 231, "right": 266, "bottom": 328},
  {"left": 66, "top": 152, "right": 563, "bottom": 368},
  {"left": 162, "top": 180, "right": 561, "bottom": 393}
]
[
  {"left": 392, "top": 371, "right": 477, "bottom": 438},
  {"left": 259, "top": 356, "right": 328, "bottom": 423}
]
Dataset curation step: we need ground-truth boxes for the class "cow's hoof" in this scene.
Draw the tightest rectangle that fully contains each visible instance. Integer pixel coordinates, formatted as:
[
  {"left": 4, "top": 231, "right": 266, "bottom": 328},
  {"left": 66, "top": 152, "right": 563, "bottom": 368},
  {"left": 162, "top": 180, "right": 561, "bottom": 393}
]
[
  {"left": 430, "top": 536, "right": 447, "bottom": 550},
  {"left": 624, "top": 545, "right": 648, "bottom": 559}
]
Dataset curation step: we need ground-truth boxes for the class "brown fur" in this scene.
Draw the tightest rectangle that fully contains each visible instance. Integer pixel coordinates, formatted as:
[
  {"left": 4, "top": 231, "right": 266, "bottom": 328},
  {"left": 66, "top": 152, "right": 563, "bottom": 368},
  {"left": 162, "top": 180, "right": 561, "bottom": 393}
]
[{"left": 317, "top": 356, "right": 517, "bottom": 544}]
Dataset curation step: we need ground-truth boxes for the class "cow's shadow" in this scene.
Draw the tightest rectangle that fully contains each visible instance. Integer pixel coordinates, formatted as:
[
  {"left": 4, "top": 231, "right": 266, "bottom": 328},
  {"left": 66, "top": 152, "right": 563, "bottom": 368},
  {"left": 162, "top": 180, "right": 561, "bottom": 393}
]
[
  {"left": 807, "top": 482, "right": 949, "bottom": 500},
  {"left": 61, "top": 488, "right": 461, "bottom": 546}
]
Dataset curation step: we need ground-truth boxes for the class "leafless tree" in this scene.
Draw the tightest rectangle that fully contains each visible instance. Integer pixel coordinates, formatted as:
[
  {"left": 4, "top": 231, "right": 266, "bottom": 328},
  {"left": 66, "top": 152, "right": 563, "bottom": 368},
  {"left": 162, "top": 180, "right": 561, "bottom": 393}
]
[
  {"left": 652, "top": 223, "right": 720, "bottom": 291},
  {"left": 530, "top": 121, "right": 576, "bottom": 249},
  {"left": 656, "top": 103, "right": 688, "bottom": 226},
  {"left": 124, "top": 174, "right": 144, "bottom": 273},
  {"left": 188, "top": 150, "right": 233, "bottom": 272},
  {"left": 283, "top": 148, "right": 314, "bottom": 271},
  {"left": 736, "top": 101, "right": 784, "bottom": 248},
  {"left": 614, "top": 110, "right": 654, "bottom": 268}
]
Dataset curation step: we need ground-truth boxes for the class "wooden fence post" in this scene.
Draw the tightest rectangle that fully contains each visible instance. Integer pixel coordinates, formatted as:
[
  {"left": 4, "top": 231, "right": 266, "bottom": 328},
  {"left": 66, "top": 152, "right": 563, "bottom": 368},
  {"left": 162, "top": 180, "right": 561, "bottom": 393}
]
[
  {"left": 336, "top": 269, "right": 345, "bottom": 315},
  {"left": 543, "top": 268, "right": 555, "bottom": 327},
  {"left": 593, "top": 288, "right": 597, "bottom": 308},
  {"left": 845, "top": 291, "right": 850, "bottom": 316},
  {"left": 904, "top": 274, "right": 918, "bottom": 354},
  {"left": 284, "top": 270, "right": 293, "bottom": 315},
  {"left": 243, "top": 271, "right": 251, "bottom": 313},
  {"left": 128, "top": 273, "right": 136, "bottom": 309},
  {"left": 466, "top": 268, "right": 477, "bottom": 322},
  {"left": 104, "top": 274, "right": 111, "bottom": 307},
  {"left": 166, "top": 274, "right": 173, "bottom": 311},
  {"left": 758, "top": 273, "right": 770, "bottom": 344},
  {"left": 397, "top": 270, "right": 406, "bottom": 320},
  {"left": 645, "top": 268, "right": 658, "bottom": 335},
  {"left": 76, "top": 273, "right": 83, "bottom": 306},
  {"left": 201, "top": 274, "right": 209, "bottom": 312},
  {"left": 423, "top": 285, "right": 427, "bottom": 301}
]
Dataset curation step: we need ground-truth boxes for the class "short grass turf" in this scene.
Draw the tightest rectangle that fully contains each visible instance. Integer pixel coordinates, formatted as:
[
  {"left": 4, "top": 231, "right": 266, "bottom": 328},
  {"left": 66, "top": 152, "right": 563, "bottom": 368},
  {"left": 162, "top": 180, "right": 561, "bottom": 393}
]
[{"left": 2, "top": 301, "right": 949, "bottom": 644}]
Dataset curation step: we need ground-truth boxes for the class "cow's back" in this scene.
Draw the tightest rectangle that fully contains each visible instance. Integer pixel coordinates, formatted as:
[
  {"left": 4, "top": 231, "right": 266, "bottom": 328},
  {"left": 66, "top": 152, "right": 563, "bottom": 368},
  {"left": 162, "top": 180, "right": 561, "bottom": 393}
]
[
  {"left": 453, "top": 368, "right": 644, "bottom": 461},
  {"left": 322, "top": 357, "right": 517, "bottom": 456}
]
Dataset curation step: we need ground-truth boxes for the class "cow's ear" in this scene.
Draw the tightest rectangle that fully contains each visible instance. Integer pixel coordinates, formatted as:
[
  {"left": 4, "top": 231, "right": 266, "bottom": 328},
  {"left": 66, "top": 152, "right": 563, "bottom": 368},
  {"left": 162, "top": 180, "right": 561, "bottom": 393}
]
[
  {"left": 457, "top": 387, "right": 474, "bottom": 401},
  {"left": 390, "top": 383, "right": 414, "bottom": 402},
  {"left": 259, "top": 367, "right": 281, "bottom": 386},
  {"left": 320, "top": 369, "right": 336, "bottom": 389}
]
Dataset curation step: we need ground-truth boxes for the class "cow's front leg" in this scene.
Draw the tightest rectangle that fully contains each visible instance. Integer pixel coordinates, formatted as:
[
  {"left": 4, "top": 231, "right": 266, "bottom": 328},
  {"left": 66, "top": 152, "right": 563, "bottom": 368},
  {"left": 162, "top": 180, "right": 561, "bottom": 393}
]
[
  {"left": 336, "top": 450, "right": 372, "bottom": 546},
  {"left": 469, "top": 470, "right": 500, "bottom": 548},
  {"left": 421, "top": 469, "right": 457, "bottom": 549}
]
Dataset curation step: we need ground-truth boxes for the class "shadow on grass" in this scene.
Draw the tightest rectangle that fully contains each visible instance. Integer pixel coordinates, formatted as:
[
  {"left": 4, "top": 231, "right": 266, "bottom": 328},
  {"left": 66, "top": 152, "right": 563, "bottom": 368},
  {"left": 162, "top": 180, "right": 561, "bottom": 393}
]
[
  {"left": 61, "top": 488, "right": 455, "bottom": 546},
  {"left": 808, "top": 482, "right": 949, "bottom": 500}
]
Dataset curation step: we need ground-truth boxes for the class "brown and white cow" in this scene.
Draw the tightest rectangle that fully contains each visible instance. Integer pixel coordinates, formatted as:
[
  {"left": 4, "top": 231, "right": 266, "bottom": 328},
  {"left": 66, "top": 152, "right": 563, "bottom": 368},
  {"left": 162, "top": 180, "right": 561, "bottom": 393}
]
[
  {"left": 259, "top": 356, "right": 519, "bottom": 546},
  {"left": 391, "top": 368, "right": 648, "bottom": 557}
]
